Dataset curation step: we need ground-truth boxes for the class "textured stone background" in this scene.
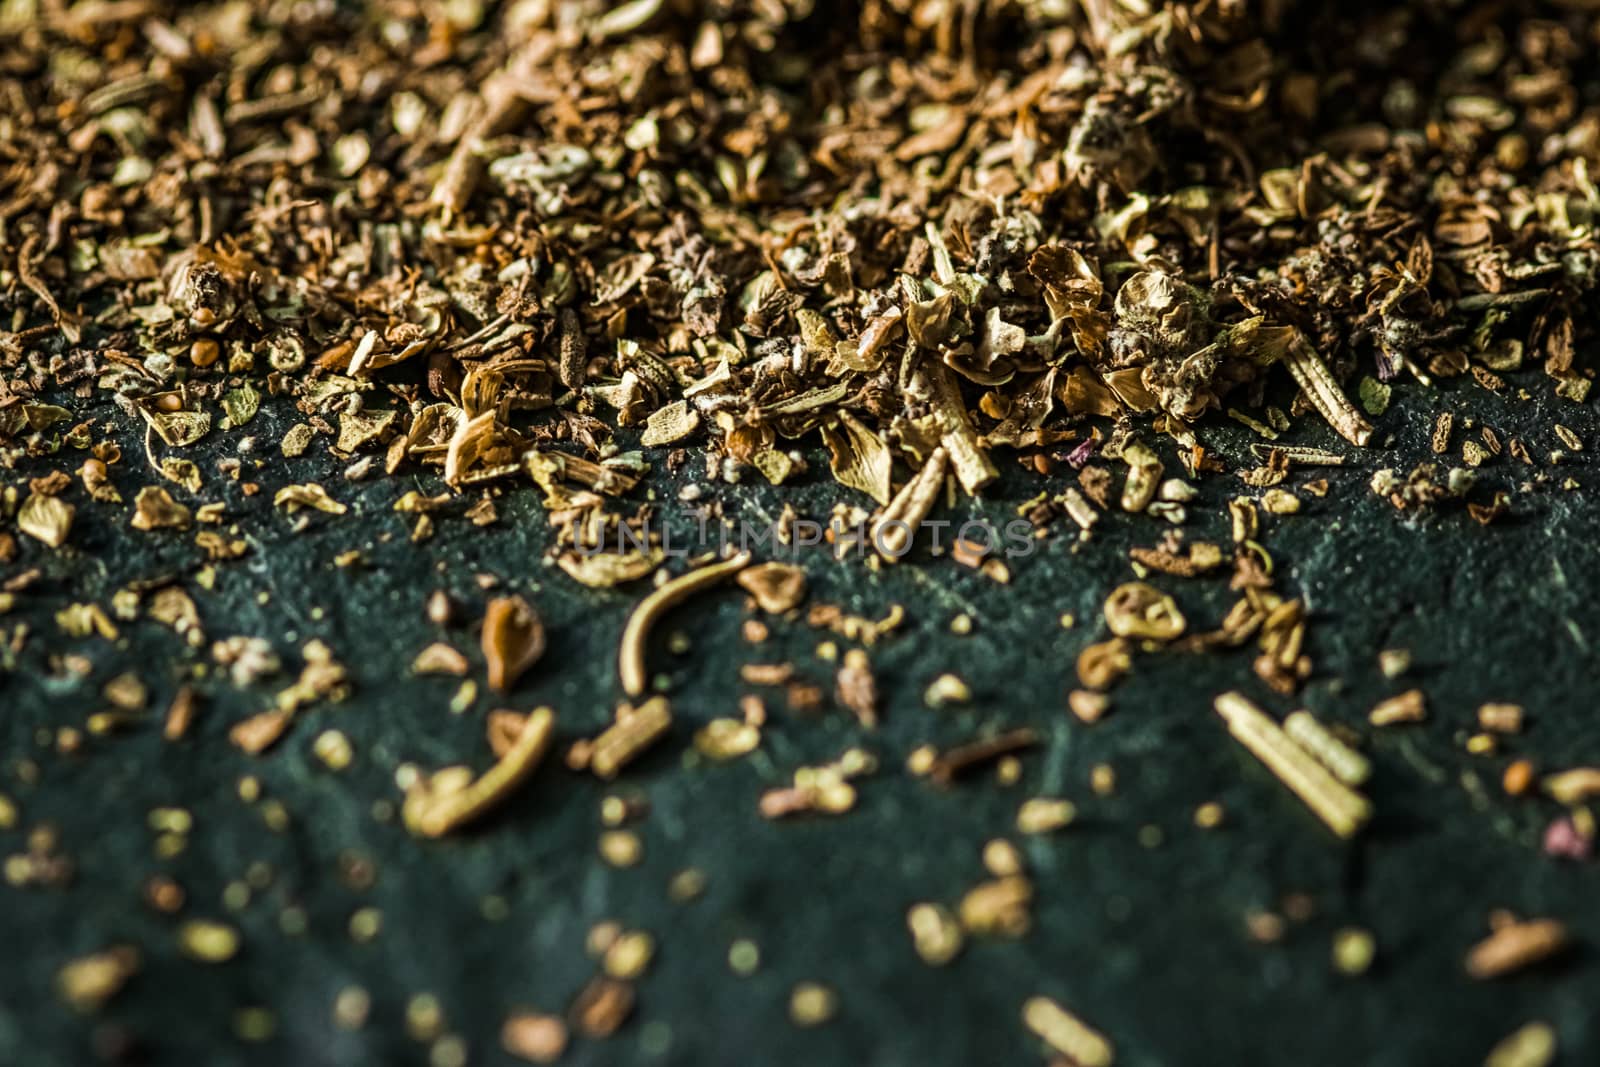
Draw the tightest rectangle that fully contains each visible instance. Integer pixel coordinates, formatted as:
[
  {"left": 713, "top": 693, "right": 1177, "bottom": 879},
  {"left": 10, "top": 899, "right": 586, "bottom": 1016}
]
[{"left": 2, "top": 371, "right": 1596, "bottom": 1066}]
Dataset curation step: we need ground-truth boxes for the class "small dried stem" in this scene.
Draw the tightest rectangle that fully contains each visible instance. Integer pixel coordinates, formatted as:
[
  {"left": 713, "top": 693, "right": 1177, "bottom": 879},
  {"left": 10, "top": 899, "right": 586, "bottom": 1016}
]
[
  {"left": 1214, "top": 691, "right": 1371, "bottom": 838},
  {"left": 1282, "top": 333, "right": 1373, "bottom": 447},
  {"left": 619, "top": 553, "right": 752, "bottom": 697},
  {"left": 590, "top": 697, "right": 673, "bottom": 779},
  {"left": 404, "top": 706, "right": 557, "bottom": 838},
  {"left": 871, "top": 446, "right": 947, "bottom": 560}
]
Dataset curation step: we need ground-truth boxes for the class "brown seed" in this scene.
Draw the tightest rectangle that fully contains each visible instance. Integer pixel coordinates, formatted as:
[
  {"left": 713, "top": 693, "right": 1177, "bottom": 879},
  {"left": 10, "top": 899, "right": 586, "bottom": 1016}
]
[
  {"left": 481, "top": 595, "right": 545, "bottom": 693},
  {"left": 190, "top": 339, "right": 221, "bottom": 367},
  {"left": 570, "top": 977, "right": 634, "bottom": 1038},
  {"left": 502, "top": 1013, "right": 568, "bottom": 1063},
  {"left": 162, "top": 685, "right": 198, "bottom": 741},
  {"left": 1503, "top": 759, "right": 1535, "bottom": 796}
]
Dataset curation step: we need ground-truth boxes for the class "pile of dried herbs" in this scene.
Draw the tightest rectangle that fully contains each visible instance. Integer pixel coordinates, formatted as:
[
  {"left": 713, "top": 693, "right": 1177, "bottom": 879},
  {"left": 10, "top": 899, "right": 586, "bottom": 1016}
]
[
  {"left": 3, "top": 0, "right": 1599, "bottom": 1063},
  {"left": 4, "top": 0, "right": 1594, "bottom": 514}
]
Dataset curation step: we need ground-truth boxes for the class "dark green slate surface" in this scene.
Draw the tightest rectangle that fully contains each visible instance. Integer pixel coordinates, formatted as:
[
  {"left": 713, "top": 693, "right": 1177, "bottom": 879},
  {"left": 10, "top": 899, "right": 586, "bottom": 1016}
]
[{"left": 1, "top": 372, "right": 1597, "bottom": 1067}]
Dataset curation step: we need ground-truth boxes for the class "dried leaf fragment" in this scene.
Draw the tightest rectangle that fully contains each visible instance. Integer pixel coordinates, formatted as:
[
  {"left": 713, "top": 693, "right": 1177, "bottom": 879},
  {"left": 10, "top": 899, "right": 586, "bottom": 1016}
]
[
  {"left": 736, "top": 562, "right": 807, "bottom": 614},
  {"left": 413, "top": 642, "right": 470, "bottom": 676},
  {"left": 822, "top": 411, "right": 893, "bottom": 505},
  {"left": 131, "top": 486, "right": 191, "bottom": 531},
  {"left": 481, "top": 595, "right": 545, "bottom": 692},
  {"left": 18, "top": 493, "right": 74, "bottom": 548},
  {"left": 273, "top": 483, "right": 347, "bottom": 515},
  {"left": 557, "top": 549, "right": 663, "bottom": 588},
  {"left": 140, "top": 405, "right": 211, "bottom": 447},
  {"left": 640, "top": 400, "right": 700, "bottom": 447}
]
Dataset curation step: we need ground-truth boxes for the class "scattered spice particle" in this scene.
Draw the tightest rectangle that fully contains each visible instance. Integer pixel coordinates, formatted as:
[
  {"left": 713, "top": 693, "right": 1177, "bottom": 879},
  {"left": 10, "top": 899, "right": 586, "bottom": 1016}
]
[
  {"left": 1466, "top": 918, "right": 1570, "bottom": 979},
  {"left": 1214, "top": 692, "right": 1371, "bottom": 838},
  {"left": 598, "top": 830, "right": 643, "bottom": 868},
  {"left": 1369, "top": 689, "right": 1427, "bottom": 727},
  {"left": 960, "top": 876, "right": 1033, "bottom": 938},
  {"left": 589, "top": 698, "right": 673, "bottom": 779},
  {"left": 907, "top": 903, "right": 964, "bottom": 966},
  {"left": 1377, "top": 649, "right": 1412, "bottom": 679},
  {"left": 1484, "top": 1022, "right": 1558, "bottom": 1067},
  {"left": 693, "top": 718, "right": 760, "bottom": 762},
  {"left": 1479, "top": 703, "right": 1525, "bottom": 734},
  {"left": 1332, "top": 928, "right": 1377, "bottom": 976},
  {"left": 736, "top": 562, "right": 807, "bottom": 614},
  {"left": 1068, "top": 689, "right": 1112, "bottom": 724},
  {"left": 835, "top": 649, "right": 878, "bottom": 727},
  {"left": 57, "top": 948, "right": 139, "bottom": 1014},
  {"left": 1540, "top": 768, "right": 1600, "bottom": 805},
  {"left": 1021, "top": 996, "right": 1114, "bottom": 1067},
  {"left": 403, "top": 707, "right": 557, "bottom": 838},
  {"left": 502, "top": 1013, "right": 568, "bottom": 1064},
  {"left": 727, "top": 940, "right": 760, "bottom": 976},
  {"left": 1284, "top": 711, "right": 1372, "bottom": 787},
  {"left": 789, "top": 983, "right": 838, "bottom": 1027},
  {"left": 924, "top": 673, "right": 972, "bottom": 709},
  {"left": 927, "top": 729, "right": 1039, "bottom": 787},
  {"left": 480, "top": 595, "right": 545, "bottom": 693},
  {"left": 1017, "top": 798, "right": 1077, "bottom": 834},
  {"left": 178, "top": 919, "right": 240, "bottom": 963}
]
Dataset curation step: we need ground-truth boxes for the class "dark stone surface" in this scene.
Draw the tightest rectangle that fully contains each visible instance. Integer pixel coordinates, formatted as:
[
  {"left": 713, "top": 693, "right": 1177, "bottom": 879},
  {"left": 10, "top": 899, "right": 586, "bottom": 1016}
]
[{"left": 2, "top": 371, "right": 1597, "bottom": 1066}]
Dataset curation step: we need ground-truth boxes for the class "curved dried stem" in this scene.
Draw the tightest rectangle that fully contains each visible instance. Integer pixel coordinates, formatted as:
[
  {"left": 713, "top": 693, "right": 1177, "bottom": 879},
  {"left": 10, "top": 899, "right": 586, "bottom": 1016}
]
[
  {"left": 403, "top": 706, "right": 557, "bottom": 838},
  {"left": 619, "top": 553, "right": 751, "bottom": 697}
]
